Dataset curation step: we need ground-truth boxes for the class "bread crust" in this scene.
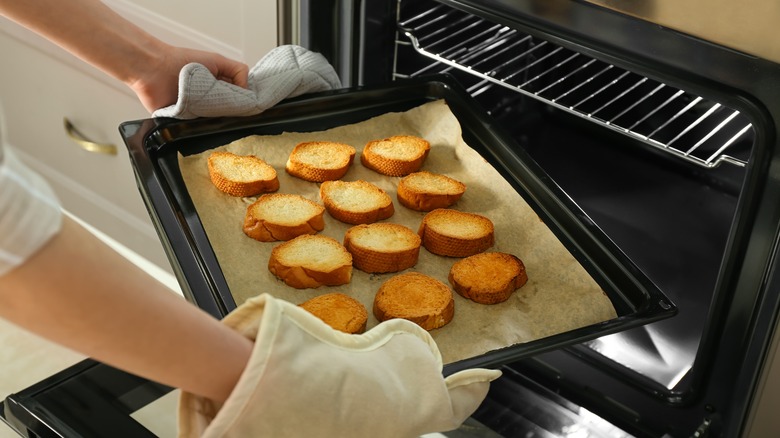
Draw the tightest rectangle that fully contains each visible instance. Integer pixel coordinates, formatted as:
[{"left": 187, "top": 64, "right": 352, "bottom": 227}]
[
  {"left": 286, "top": 141, "right": 356, "bottom": 182},
  {"left": 243, "top": 194, "right": 326, "bottom": 242},
  {"left": 207, "top": 151, "right": 279, "bottom": 197},
  {"left": 373, "top": 272, "right": 454, "bottom": 330},
  {"left": 268, "top": 235, "right": 353, "bottom": 289},
  {"left": 320, "top": 180, "right": 395, "bottom": 225},
  {"left": 449, "top": 252, "right": 528, "bottom": 304},
  {"left": 397, "top": 171, "right": 466, "bottom": 211},
  {"left": 298, "top": 293, "right": 368, "bottom": 334},
  {"left": 361, "top": 135, "right": 430, "bottom": 177},
  {"left": 418, "top": 209, "right": 494, "bottom": 257},
  {"left": 343, "top": 223, "right": 421, "bottom": 273}
]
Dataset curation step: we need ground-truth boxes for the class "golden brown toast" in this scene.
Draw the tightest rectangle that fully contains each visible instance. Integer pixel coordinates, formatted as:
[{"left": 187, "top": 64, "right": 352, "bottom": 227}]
[
  {"left": 268, "top": 235, "right": 352, "bottom": 289},
  {"left": 319, "top": 180, "right": 394, "bottom": 224},
  {"left": 372, "top": 272, "right": 455, "bottom": 331},
  {"left": 418, "top": 209, "right": 494, "bottom": 257},
  {"left": 298, "top": 292, "right": 368, "bottom": 334},
  {"left": 285, "top": 141, "right": 356, "bottom": 182},
  {"left": 397, "top": 171, "right": 466, "bottom": 211},
  {"left": 360, "top": 135, "right": 430, "bottom": 177},
  {"left": 207, "top": 151, "right": 279, "bottom": 197},
  {"left": 343, "top": 223, "right": 421, "bottom": 273},
  {"left": 243, "top": 194, "right": 325, "bottom": 242},
  {"left": 449, "top": 252, "right": 528, "bottom": 304}
]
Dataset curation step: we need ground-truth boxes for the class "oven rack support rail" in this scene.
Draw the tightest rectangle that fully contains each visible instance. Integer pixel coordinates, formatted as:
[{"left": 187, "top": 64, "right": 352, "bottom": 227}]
[{"left": 395, "top": 2, "right": 754, "bottom": 169}]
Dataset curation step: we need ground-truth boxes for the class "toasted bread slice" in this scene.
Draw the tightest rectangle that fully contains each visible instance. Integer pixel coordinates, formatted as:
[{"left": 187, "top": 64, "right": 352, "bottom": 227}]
[
  {"left": 343, "top": 223, "right": 421, "bottom": 273},
  {"left": 320, "top": 180, "right": 394, "bottom": 224},
  {"left": 243, "top": 194, "right": 325, "bottom": 242},
  {"left": 372, "top": 272, "right": 454, "bottom": 331},
  {"left": 418, "top": 209, "right": 494, "bottom": 257},
  {"left": 268, "top": 235, "right": 352, "bottom": 289},
  {"left": 298, "top": 293, "right": 368, "bottom": 334},
  {"left": 449, "top": 252, "right": 528, "bottom": 304},
  {"left": 286, "top": 141, "right": 356, "bottom": 182},
  {"left": 397, "top": 171, "right": 466, "bottom": 211},
  {"left": 361, "top": 135, "right": 430, "bottom": 177},
  {"left": 207, "top": 151, "right": 279, "bottom": 197}
]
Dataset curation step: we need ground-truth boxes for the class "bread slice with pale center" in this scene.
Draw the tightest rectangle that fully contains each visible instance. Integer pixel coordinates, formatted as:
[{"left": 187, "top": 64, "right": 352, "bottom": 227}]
[
  {"left": 361, "top": 135, "right": 430, "bottom": 176},
  {"left": 397, "top": 171, "right": 466, "bottom": 211},
  {"left": 243, "top": 194, "right": 325, "bottom": 242},
  {"left": 372, "top": 272, "right": 454, "bottom": 331},
  {"left": 268, "top": 235, "right": 352, "bottom": 289},
  {"left": 286, "top": 141, "right": 356, "bottom": 182},
  {"left": 208, "top": 151, "right": 279, "bottom": 197},
  {"left": 418, "top": 208, "right": 494, "bottom": 257},
  {"left": 343, "top": 223, "right": 421, "bottom": 273},
  {"left": 320, "top": 180, "right": 394, "bottom": 224}
]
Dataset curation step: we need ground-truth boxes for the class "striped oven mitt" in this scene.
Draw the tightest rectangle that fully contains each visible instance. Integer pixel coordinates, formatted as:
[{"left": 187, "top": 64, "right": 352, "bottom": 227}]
[
  {"left": 177, "top": 293, "right": 502, "bottom": 438},
  {"left": 153, "top": 45, "right": 341, "bottom": 119}
]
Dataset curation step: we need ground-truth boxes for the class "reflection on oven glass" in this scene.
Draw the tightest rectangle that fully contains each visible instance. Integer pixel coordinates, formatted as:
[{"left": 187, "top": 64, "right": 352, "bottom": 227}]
[
  {"left": 130, "top": 390, "right": 178, "bottom": 438},
  {"left": 586, "top": 328, "right": 694, "bottom": 389}
]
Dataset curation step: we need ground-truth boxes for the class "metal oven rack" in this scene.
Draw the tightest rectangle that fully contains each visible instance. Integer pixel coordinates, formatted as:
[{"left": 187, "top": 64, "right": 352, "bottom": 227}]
[{"left": 393, "top": 1, "right": 754, "bottom": 169}]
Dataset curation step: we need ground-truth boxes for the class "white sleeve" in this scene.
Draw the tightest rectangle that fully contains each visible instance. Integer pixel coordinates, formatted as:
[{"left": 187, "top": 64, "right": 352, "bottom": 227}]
[{"left": 0, "top": 146, "right": 63, "bottom": 277}]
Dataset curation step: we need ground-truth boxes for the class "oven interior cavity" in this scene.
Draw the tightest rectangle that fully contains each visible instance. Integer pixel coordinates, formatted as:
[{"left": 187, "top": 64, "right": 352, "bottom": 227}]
[{"left": 393, "top": 0, "right": 754, "bottom": 396}]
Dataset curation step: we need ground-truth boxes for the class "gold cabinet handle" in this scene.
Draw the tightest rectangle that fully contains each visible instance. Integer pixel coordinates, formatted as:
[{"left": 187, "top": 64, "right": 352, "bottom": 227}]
[{"left": 63, "top": 117, "right": 117, "bottom": 155}]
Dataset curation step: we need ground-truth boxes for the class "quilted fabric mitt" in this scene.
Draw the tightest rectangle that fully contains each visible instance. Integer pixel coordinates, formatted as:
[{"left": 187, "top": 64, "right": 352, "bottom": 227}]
[
  {"left": 153, "top": 45, "right": 341, "bottom": 119},
  {"left": 177, "top": 293, "right": 502, "bottom": 438}
]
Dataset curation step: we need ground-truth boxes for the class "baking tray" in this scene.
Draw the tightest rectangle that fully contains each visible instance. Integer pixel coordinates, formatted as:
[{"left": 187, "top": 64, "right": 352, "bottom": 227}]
[{"left": 120, "top": 74, "right": 676, "bottom": 374}]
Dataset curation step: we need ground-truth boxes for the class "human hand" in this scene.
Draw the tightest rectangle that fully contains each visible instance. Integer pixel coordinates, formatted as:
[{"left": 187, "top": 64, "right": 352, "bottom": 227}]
[
  {"left": 152, "top": 45, "right": 342, "bottom": 120},
  {"left": 128, "top": 45, "right": 249, "bottom": 113},
  {"left": 0, "top": 1, "right": 248, "bottom": 114},
  {"left": 178, "top": 294, "right": 502, "bottom": 438}
]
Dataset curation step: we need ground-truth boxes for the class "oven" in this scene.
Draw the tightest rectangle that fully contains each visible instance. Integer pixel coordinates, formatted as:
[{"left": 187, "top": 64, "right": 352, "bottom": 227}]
[
  {"left": 3, "top": 1, "right": 780, "bottom": 437},
  {"left": 297, "top": 1, "right": 779, "bottom": 436}
]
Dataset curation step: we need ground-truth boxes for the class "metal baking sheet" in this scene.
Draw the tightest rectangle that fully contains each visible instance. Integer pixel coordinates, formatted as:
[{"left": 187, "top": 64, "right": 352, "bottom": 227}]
[{"left": 120, "top": 74, "right": 676, "bottom": 374}]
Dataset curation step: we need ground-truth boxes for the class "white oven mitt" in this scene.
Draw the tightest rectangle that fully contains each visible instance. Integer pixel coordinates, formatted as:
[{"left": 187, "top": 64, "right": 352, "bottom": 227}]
[
  {"left": 178, "top": 293, "right": 501, "bottom": 438},
  {"left": 152, "top": 45, "right": 341, "bottom": 120}
]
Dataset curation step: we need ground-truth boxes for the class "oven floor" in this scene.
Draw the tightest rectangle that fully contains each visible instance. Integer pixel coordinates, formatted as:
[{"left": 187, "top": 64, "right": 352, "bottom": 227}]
[
  {"left": 506, "top": 108, "right": 741, "bottom": 389},
  {"left": 473, "top": 366, "right": 635, "bottom": 437}
]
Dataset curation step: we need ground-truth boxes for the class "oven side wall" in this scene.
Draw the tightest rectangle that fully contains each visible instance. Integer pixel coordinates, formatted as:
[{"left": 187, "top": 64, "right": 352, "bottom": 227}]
[{"left": 745, "top": 313, "right": 780, "bottom": 436}]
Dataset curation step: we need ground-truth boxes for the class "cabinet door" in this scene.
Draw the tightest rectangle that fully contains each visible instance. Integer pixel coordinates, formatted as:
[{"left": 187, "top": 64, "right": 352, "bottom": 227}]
[
  {"left": 0, "top": 31, "right": 171, "bottom": 270},
  {"left": 0, "top": 1, "right": 279, "bottom": 272}
]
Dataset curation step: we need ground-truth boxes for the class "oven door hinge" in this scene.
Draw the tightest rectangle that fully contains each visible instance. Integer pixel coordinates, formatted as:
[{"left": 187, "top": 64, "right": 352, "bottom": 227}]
[
  {"left": 692, "top": 418, "right": 712, "bottom": 437},
  {"left": 686, "top": 415, "right": 723, "bottom": 438},
  {"left": 663, "top": 418, "right": 716, "bottom": 438}
]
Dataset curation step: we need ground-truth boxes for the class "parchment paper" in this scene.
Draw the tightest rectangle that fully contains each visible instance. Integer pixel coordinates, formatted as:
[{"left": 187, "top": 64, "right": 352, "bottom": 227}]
[{"left": 178, "top": 100, "right": 617, "bottom": 364}]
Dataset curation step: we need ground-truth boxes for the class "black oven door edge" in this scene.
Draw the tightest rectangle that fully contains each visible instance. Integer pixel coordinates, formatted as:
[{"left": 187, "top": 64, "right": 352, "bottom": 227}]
[{"left": 1, "top": 359, "right": 171, "bottom": 437}]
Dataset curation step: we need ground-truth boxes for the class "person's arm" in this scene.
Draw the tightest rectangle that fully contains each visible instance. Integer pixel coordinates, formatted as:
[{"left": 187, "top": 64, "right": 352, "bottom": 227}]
[
  {"left": 0, "top": 0, "right": 252, "bottom": 402},
  {"left": 0, "top": 0, "right": 248, "bottom": 111},
  {"left": 0, "top": 215, "right": 253, "bottom": 403}
]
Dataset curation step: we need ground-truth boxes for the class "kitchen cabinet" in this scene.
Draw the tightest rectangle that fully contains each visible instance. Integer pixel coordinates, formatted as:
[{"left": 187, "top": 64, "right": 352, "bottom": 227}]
[{"left": 0, "top": 0, "right": 277, "bottom": 271}]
